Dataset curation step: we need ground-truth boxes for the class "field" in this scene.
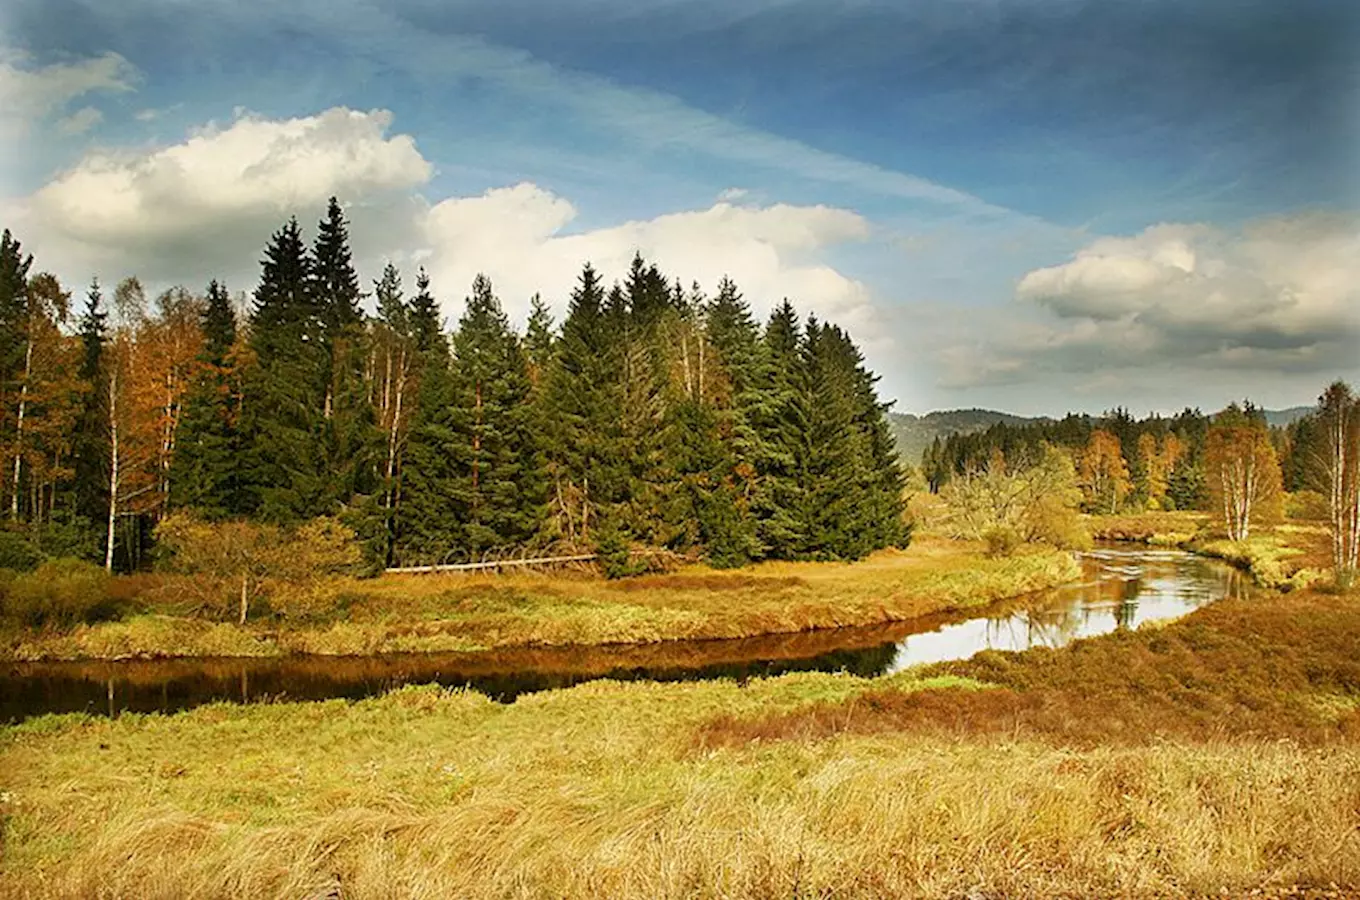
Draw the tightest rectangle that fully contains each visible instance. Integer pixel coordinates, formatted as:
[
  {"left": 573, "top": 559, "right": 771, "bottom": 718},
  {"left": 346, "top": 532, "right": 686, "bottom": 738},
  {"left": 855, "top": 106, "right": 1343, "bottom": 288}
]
[
  {"left": 2, "top": 532, "right": 1357, "bottom": 897},
  {"left": 3, "top": 537, "right": 1079, "bottom": 661}
]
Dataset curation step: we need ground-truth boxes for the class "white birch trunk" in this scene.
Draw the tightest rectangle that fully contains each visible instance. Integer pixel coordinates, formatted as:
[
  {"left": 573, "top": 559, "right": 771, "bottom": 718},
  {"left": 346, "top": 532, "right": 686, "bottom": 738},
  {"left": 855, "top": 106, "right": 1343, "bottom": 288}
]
[
  {"left": 9, "top": 331, "right": 33, "bottom": 519},
  {"left": 105, "top": 368, "right": 120, "bottom": 573}
]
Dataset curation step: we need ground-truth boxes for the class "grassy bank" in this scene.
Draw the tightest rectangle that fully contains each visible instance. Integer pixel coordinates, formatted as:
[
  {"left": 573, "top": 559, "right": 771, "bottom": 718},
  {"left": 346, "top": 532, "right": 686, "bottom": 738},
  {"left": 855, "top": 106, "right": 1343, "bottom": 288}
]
[
  {"left": 2, "top": 538, "right": 1079, "bottom": 662},
  {"left": 2, "top": 583, "right": 1357, "bottom": 898}
]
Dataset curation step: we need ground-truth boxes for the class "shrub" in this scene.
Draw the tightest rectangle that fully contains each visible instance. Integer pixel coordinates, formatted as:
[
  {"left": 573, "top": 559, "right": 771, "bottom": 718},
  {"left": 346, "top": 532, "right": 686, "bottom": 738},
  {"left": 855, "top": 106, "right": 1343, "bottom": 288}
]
[
  {"left": 594, "top": 525, "right": 643, "bottom": 579},
  {"left": 0, "top": 558, "right": 118, "bottom": 629},
  {"left": 1285, "top": 490, "right": 1329, "bottom": 522},
  {"left": 0, "top": 530, "right": 42, "bottom": 572},
  {"left": 155, "top": 513, "right": 366, "bottom": 623},
  {"left": 982, "top": 525, "right": 1022, "bottom": 558}
]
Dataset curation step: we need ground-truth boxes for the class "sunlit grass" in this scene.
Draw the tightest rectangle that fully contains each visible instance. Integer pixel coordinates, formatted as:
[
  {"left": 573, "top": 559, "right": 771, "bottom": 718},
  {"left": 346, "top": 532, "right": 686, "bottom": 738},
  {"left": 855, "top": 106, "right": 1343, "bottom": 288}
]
[
  {"left": 3, "top": 592, "right": 1358, "bottom": 900},
  {"left": 5, "top": 538, "right": 1080, "bottom": 661}
]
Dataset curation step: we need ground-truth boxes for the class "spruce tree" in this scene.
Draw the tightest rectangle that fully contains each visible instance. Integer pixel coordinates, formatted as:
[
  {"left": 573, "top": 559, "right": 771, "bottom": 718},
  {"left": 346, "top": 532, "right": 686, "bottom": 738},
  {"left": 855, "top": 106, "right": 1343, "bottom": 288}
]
[
  {"left": 409, "top": 268, "right": 443, "bottom": 357},
  {"left": 447, "top": 275, "right": 547, "bottom": 551},
  {"left": 240, "top": 217, "right": 326, "bottom": 521},
  {"left": 542, "top": 263, "right": 625, "bottom": 545},
  {"left": 0, "top": 230, "right": 33, "bottom": 519},
  {"left": 311, "top": 198, "right": 378, "bottom": 513},
  {"left": 752, "top": 300, "right": 807, "bottom": 557},
  {"left": 0, "top": 229, "right": 32, "bottom": 413},
  {"left": 72, "top": 280, "right": 110, "bottom": 533},
  {"left": 394, "top": 274, "right": 460, "bottom": 563},
  {"left": 170, "top": 280, "right": 242, "bottom": 517}
]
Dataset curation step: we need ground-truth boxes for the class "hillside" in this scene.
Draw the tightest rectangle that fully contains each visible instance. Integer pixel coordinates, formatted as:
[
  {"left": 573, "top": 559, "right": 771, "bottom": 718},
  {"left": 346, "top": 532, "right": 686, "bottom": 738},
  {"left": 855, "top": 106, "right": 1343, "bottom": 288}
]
[{"left": 888, "top": 409, "right": 1046, "bottom": 466}]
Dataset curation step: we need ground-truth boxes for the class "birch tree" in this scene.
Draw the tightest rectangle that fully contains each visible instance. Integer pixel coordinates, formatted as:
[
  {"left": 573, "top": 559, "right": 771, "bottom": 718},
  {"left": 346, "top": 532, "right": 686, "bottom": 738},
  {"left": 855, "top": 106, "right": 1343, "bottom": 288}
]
[
  {"left": 1204, "top": 404, "right": 1282, "bottom": 542},
  {"left": 1316, "top": 382, "right": 1359, "bottom": 588}
]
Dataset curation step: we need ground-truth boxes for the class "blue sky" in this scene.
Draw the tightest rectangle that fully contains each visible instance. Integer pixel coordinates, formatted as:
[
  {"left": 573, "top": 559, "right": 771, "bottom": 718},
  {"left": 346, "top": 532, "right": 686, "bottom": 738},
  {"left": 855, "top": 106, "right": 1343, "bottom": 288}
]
[{"left": 1, "top": 0, "right": 1356, "bottom": 415}]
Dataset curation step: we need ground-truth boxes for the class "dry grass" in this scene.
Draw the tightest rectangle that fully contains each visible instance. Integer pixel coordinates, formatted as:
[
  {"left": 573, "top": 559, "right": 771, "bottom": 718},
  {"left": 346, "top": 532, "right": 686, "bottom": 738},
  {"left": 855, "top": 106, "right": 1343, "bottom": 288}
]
[
  {"left": 697, "top": 589, "right": 1360, "bottom": 750},
  {"left": 4, "top": 538, "right": 1080, "bottom": 661},
  {"left": 3, "top": 578, "right": 1360, "bottom": 898}
]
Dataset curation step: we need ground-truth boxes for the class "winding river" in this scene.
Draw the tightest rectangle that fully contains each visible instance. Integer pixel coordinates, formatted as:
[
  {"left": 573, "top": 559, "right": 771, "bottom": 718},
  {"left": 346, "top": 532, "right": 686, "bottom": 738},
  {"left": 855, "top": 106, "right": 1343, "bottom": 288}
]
[{"left": 1, "top": 545, "right": 1249, "bottom": 722}]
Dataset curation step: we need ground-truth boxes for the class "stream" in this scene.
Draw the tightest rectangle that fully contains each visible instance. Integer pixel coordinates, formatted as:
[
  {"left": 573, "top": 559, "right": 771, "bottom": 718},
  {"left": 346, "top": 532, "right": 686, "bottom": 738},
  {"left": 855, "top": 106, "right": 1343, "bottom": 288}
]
[{"left": 1, "top": 545, "right": 1249, "bottom": 722}]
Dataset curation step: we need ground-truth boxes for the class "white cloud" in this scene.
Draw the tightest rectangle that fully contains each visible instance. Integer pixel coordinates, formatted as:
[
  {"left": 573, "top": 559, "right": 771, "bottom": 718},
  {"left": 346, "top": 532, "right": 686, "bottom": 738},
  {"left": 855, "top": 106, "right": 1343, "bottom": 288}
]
[
  {"left": 16, "top": 107, "right": 431, "bottom": 281},
  {"left": 13, "top": 106, "right": 883, "bottom": 346},
  {"left": 0, "top": 49, "right": 137, "bottom": 136},
  {"left": 421, "top": 187, "right": 879, "bottom": 339},
  {"left": 942, "top": 213, "right": 1360, "bottom": 389}
]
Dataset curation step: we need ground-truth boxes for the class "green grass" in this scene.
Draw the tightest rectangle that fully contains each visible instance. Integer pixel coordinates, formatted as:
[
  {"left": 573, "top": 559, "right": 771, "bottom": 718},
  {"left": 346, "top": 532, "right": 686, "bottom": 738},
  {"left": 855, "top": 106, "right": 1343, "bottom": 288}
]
[{"left": 3, "top": 538, "right": 1080, "bottom": 661}]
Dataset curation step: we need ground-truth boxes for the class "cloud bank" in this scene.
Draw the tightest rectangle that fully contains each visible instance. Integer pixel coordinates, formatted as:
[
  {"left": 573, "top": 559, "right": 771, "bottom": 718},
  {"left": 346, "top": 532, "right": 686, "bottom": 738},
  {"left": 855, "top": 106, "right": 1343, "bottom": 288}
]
[{"left": 938, "top": 214, "right": 1360, "bottom": 395}]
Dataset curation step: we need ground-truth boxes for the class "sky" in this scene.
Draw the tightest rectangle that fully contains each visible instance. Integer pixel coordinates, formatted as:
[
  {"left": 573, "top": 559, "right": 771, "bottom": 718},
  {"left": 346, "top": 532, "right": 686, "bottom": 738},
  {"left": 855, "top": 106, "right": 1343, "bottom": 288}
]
[{"left": 1, "top": 0, "right": 1356, "bottom": 416}]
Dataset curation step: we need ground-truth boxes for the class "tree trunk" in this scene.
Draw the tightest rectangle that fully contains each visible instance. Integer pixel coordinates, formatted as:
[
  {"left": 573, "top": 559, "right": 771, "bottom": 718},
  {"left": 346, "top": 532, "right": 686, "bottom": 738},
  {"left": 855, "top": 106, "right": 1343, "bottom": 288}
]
[
  {"left": 105, "top": 369, "right": 120, "bottom": 572},
  {"left": 239, "top": 573, "right": 249, "bottom": 625},
  {"left": 9, "top": 331, "right": 33, "bottom": 520}
]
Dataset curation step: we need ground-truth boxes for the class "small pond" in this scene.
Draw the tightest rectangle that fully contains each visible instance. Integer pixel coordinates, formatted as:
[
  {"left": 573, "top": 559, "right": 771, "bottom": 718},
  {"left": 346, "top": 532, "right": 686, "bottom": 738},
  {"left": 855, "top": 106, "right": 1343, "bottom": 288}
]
[{"left": 1, "top": 546, "right": 1248, "bottom": 722}]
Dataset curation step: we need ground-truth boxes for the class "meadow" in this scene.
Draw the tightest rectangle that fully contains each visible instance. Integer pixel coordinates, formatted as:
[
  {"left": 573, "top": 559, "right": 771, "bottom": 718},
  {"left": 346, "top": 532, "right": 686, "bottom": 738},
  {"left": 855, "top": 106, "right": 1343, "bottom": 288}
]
[{"left": 2, "top": 579, "right": 1357, "bottom": 898}]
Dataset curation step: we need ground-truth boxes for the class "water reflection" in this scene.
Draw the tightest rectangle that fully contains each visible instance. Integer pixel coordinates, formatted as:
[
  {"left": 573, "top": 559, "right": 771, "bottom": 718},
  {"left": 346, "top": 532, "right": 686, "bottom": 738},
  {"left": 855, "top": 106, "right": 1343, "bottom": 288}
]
[
  {"left": 1, "top": 546, "right": 1247, "bottom": 722},
  {"left": 886, "top": 546, "right": 1248, "bottom": 671}
]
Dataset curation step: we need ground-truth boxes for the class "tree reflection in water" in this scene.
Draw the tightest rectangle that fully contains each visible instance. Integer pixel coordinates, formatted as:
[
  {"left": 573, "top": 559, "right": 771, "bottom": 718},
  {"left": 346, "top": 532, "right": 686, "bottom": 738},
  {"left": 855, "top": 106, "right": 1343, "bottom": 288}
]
[{"left": 3, "top": 547, "right": 1247, "bottom": 722}]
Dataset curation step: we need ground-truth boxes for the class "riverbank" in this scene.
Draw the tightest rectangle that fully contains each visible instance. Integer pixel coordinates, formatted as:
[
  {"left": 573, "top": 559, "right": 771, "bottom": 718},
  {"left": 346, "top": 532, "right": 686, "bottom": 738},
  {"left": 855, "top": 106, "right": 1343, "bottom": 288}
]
[
  {"left": 2, "top": 579, "right": 1356, "bottom": 898},
  {"left": 1, "top": 538, "right": 1080, "bottom": 662},
  {"left": 1087, "top": 511, "right": 1334, "bottom": 591}
]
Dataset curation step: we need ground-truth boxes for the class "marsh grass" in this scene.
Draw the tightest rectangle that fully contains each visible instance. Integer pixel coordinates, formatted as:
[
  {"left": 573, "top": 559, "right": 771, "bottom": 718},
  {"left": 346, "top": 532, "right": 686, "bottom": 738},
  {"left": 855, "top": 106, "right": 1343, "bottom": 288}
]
[
  {"left": 2, "top": 626, "right": 1358, "bottom": 898},
  {"left": 4, "top": 538, "right": 1080, "bottom": 661}
]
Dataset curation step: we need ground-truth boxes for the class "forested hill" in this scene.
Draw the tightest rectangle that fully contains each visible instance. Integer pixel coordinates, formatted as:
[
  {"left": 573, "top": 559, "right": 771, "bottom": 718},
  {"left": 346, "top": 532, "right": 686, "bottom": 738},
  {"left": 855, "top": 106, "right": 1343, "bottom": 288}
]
[
  {"left": 1263, "top": 407, "right": 1313, "bottom": 428},
  {"left": 888, "top": 410, "right": 1047, "bottom": 467},
  {"left": 891, "top": 406, "right": 1316, "bottom": 467}
]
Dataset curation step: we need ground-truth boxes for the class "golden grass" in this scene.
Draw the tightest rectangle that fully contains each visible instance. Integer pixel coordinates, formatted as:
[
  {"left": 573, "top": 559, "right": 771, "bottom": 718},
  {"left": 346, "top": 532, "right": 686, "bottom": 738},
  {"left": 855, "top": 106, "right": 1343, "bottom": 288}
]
[
  {"left": 4, "top": 538, "right": 1080, "bottom": 661},
  {"left": 4, "top": 580, "right": 1360, "bottom": 898}
]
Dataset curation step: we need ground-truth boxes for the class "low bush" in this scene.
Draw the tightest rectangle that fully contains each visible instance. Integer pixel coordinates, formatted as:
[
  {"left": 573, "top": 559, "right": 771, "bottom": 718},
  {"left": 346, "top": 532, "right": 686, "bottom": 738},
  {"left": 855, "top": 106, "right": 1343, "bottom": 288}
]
[
  {"left": 0, "top": 530, "right": 42, "bottom": 572},
  {"left": 982, "top": 525, "right": 1022, "bottom": 558},
  {"left": 0, "top": 557, "right": 120, "bottom": 629}
]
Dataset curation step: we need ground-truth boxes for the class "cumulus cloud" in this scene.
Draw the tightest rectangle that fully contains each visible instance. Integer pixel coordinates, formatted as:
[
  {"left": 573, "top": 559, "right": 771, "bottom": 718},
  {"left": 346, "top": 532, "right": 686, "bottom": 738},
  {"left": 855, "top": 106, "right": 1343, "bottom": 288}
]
[
  {"left": 12, "top": 106, "right": 883, "bottom": 345},
  {"left": 940, "top": 214, "right": 1360, "bottom": 391},
  {"left": 420, "top": 186, "right": 879, "bottom": 338},
  {"left": 16, "top": 107, "right": 432, "bottom": 281},
  {"left": 0, "top": 49, "right": 137, "bottom": 136}
]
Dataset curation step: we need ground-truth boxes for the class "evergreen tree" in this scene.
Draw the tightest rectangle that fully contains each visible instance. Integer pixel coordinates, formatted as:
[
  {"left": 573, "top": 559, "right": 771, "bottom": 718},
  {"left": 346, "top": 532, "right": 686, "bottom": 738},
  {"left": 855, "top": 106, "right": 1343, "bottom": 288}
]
[
  {"left": 240, "top": 217, "right": 327, "bottom": 521},
  {"left": 408, "top": 268, "right": 443, "bottom": 357},
  {"left": 0, "top": 229, "right": 32, "bottom": 410},
  {"left": 447, "top": 275, "right": 547, "bottom": 551},
  {"left": 1, "top": 230, "right": 34, "bottom": 519},
  {"left": 523, "top": 294, "right": 556, "bottom": 387},
  {"left": 311, "top": 198, "right": 378, "bottom": 513},
  {"left": 752, "top": 300, "right": 808, "bottom": 558},
  {"left": 542, "top": 263, "right": 625, "bottom": 544},
  {"left": 170, "top": 280, "right": 242, "bottom": 517},
  {"left": 72, "top": 280, "right": 110, "bottom": 532}
]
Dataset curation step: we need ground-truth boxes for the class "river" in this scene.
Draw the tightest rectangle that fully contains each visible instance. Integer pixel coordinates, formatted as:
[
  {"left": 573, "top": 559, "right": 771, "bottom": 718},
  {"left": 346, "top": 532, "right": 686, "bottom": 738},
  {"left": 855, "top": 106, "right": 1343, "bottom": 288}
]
[{"left": 1, "top": 545, "right": 1248, "bottom": 722}]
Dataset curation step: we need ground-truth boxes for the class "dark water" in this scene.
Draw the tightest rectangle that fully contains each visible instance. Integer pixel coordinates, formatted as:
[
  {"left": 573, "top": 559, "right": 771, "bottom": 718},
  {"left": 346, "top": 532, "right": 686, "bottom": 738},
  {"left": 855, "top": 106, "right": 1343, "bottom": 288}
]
[{"left": 1, "top": 546, "right": 1247, "bottom": 722}]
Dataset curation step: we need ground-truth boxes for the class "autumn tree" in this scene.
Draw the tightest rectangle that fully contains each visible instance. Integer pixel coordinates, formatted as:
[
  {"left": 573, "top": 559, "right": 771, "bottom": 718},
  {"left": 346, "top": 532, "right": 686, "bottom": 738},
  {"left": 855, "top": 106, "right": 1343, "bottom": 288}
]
[
  {"left": 156, "top": 512, "right": 360, "bottom": 624},
  {"left": 1078, "top": 429, "right": 1131, "bottom": 514},
  {"left": 1314, "top": 382, "right": 1359, "bottom": 588},
  {"left": 1204, "top": 404, "right": 1283, "bottom": 542}
]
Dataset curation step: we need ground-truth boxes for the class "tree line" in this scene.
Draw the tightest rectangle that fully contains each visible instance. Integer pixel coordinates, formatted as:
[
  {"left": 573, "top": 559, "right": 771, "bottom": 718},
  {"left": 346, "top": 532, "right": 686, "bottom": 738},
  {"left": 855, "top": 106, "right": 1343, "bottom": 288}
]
[
  {"left": 0, "top": 202, "right": 909, "bottom": 574},
  {"left": 921, "top": 390, "right": 1360, "bottom": 586}
]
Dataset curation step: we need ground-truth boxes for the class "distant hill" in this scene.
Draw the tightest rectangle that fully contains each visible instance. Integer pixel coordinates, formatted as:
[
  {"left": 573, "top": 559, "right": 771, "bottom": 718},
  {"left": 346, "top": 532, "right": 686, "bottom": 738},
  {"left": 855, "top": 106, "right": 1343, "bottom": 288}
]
[
  {"left": 1263, "top": 406, "right": 1313, "bottom": 428},
  {"left": 888, "top": 409, "right": 1047, "bottom": 467},
  {"left": 889, "top": 405, "right": 1315, "bottom": 466}
]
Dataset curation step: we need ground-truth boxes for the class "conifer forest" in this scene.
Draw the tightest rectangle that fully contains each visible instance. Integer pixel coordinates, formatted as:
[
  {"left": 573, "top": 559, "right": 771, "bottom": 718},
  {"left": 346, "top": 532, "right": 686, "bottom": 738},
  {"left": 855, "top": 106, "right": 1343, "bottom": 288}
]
[{"left": 0, "top": 200, "right": 910, "bottom": 574}]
